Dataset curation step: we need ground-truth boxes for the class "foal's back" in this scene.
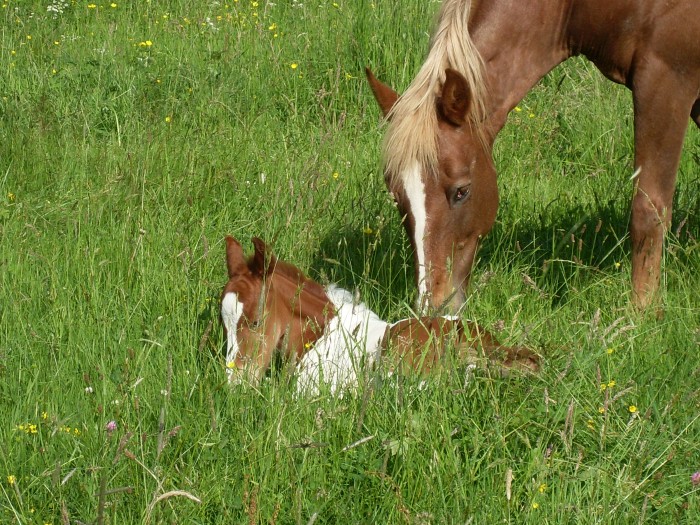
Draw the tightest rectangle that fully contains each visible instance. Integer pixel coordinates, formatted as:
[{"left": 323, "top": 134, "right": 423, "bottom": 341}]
[{"left": 384, "top": 317, "right": 540, "bottom": 375}]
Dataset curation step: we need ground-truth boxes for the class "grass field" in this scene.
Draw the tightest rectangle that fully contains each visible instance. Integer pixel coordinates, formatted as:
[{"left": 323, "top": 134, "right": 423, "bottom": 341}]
[{"left": 1, "top": 1, "right": 699, "bottom": 523}]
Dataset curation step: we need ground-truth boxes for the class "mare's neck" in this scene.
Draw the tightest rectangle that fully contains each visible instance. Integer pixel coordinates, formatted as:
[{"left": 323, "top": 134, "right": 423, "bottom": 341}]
[{"left": 470, "top": 0, "right": 572, "bottom": 138}]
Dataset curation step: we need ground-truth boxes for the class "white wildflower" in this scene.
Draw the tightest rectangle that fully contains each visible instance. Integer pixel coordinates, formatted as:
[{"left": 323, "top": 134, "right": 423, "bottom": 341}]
[{"left": 47, "top": 0, "right": 69, "bottom": 18}]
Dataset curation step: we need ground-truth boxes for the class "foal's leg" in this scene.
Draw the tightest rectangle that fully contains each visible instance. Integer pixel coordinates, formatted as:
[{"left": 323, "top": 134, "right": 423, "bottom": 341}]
[
  {"left": 630, "top": 69, "right": 696, "bottom": 310},
  {"left": 692, "top": 99, "right": 700, "bottom": 129}
]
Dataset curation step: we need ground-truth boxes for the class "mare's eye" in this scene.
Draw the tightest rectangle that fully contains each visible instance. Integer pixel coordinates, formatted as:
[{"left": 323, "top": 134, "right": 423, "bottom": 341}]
[{"left": 453, "top": 185, "right": 471, "bottom": 204}]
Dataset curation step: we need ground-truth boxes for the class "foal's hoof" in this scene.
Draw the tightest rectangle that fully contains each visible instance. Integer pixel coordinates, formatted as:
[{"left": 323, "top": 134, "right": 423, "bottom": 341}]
[{"left": 501, "top": 346, "right": 541, "bottom": 375}]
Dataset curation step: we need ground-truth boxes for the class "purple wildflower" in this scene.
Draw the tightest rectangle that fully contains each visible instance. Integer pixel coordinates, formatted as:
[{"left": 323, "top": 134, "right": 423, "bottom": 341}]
[
  {"left": 106, "top": 420, "right": 117, "bottom": 433},
  {"left": 692, "top": 471, "right": 700, "bottom": 486}
]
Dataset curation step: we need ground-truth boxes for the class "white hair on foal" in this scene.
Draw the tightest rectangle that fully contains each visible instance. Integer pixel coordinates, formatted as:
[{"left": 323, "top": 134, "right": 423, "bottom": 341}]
[
  {"left": 221, "top": 292, "right": 244, "bottom": 383},
  {"left": 296, "top": 286, "right": 389, "bottom": 395}
]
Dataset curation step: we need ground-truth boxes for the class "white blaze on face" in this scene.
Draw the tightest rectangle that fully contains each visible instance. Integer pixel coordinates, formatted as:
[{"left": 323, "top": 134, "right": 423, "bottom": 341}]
[
  {"left": 402, "top": 162, "right": 428, "bottom": 299},
  {"left": 221, "top": 292, "right": 244, "bottom": 382}
]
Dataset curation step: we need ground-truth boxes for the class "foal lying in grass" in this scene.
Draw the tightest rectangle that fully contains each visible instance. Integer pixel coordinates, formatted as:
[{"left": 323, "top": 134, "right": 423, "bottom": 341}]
[{"left": 221, "top": 236, "right": 539, "bottom": 394}]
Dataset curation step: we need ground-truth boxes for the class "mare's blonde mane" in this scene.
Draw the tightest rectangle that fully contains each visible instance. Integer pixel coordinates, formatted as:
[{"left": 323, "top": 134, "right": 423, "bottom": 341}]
[{"left": 384, "top": 0, "right": 486, "bottom": 181}]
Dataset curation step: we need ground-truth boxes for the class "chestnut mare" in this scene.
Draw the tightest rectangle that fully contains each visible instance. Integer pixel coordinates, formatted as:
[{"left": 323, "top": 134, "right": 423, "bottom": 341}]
[
  {"left": 220, "top": 236, "right": 538, "bottom": 394},
  {"left": 366, "top": 0, "right": 700, "bottom": 312}
]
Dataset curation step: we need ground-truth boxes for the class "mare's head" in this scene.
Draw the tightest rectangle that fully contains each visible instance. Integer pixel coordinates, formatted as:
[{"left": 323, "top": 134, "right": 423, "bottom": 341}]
[
  {"left": 220, "top": 236, "right": 334, "bottom": 384},
  {"left": 367, "top": 66, "right": 497, "bottom": 313},
  {"left": 365, "top": 2, "right": 497, "bottom": 313}
]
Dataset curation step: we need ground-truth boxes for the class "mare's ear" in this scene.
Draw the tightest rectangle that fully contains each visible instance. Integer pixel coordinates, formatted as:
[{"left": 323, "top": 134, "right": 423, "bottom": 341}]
[
  {"left": 225, "top": 236, "right": 247, "bottom": 278},
  {"left": 365, "top": 67, "right": 399, "bottom": 118},
  {"left": 250, "top": 237, "right": 277, "bottom": 276},
  {"left": 438, "top": 68, "right": 472, "bottom": 126}
]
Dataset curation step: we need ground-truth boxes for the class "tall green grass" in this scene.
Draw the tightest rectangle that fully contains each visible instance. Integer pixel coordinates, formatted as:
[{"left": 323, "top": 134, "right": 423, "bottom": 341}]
[{"left": 1, "top": 1, "right": 698, "bottom": 523}]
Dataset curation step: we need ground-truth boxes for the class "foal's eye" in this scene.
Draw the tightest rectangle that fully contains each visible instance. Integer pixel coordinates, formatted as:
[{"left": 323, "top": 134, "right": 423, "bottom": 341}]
[
  {"left": 247, "top": 319, "right": 261, "bottom": 330},
  {"left": 453, "top": 185, "right": 471, "bottom": 204}
]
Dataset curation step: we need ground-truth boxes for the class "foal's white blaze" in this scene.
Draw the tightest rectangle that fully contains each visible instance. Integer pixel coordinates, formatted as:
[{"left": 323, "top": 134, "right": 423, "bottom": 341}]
[
  {"left": 221, "top": 292, "right": 244, "bottom": 382},
  {"left": 402, "top": 162, "right": 428, "bottom": 300}
]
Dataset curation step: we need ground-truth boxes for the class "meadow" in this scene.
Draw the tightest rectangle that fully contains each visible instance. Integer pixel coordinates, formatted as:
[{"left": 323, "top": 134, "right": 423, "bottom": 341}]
[{"left": 1, "top": 1, "right": 699, "bottom": 523}]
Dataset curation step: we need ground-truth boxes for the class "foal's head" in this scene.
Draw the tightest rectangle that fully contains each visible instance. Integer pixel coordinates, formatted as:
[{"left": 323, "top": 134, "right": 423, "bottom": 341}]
[{"left": 220, "top": 237, "right": 334, "bottom": 384}]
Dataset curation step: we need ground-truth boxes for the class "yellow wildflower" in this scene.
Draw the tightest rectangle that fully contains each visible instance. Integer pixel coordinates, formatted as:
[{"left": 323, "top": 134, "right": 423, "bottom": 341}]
[
  {"left": 628, "top": 405, "right": 637, "bottom": 413},
  {"left": 290, "top": 63, "right": 298, "bottom": 69},
  {"left": 7, "top": 475, "right": 15, "bottom": 486}
]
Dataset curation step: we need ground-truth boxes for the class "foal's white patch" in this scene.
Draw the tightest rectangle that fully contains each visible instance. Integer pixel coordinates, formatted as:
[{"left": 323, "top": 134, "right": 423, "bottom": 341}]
[
  {"left": 296, "top": 286, "right": 389, "bottom": 395},
  {"left": 402, "top": 162, "right": 428, "bottom": 300},
  {"left": 221, "top": 292, "right": 244, "bottom": 382},
  {"left": 292, "top": 286, "right": 472, "bottom": 396}
]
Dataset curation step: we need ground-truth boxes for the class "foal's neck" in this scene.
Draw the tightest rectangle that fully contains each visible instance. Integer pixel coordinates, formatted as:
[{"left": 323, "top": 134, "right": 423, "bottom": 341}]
[
  {"left": 271, "top": 265, "right": 333, "bottom": 318},
  {"left": 269, "top": 267, "right": 335, "bottom": 358}
]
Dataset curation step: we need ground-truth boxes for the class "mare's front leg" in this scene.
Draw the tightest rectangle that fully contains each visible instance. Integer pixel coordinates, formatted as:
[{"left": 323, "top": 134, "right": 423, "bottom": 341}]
[{"left": 630, "top": 67, "right": 696, "bottom": 310}]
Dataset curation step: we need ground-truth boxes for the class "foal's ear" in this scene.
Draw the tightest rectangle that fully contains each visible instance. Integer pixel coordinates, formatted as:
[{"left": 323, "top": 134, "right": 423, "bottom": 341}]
[
  {"left": 225, "top": 236, "right": 247, "bottom": 278},
  {"left": 438, "top": 68, "right": 472, "bottom": 127},
  {"left": 250, "top": 237, "right": 277, "bottom": 276},
  {"left": 365, "top": 67, "right": 399, "bottom": 118}
]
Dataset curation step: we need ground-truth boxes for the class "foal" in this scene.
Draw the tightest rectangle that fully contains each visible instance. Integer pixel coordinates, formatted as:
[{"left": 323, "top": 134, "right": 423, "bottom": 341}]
[{"left": 221, "top": 236, "right": 539, "bottom": 394}]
